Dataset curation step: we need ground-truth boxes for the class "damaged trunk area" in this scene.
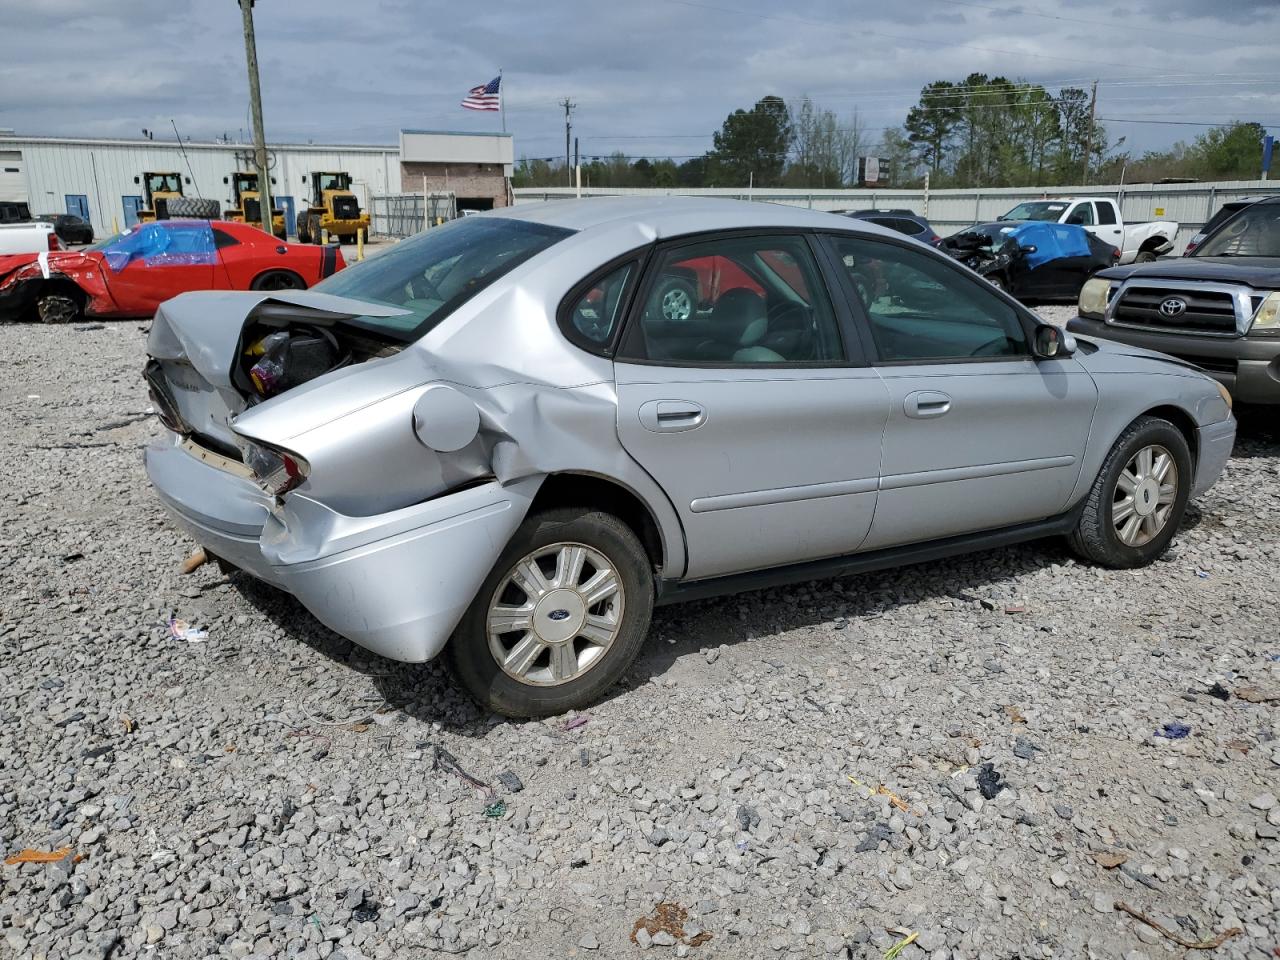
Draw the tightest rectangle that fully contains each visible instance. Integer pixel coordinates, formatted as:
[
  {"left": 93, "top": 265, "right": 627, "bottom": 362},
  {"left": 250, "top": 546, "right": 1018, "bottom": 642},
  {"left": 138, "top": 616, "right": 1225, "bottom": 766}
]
[{"left": 146, "top": 295, "right": 406, "bottom": 461}]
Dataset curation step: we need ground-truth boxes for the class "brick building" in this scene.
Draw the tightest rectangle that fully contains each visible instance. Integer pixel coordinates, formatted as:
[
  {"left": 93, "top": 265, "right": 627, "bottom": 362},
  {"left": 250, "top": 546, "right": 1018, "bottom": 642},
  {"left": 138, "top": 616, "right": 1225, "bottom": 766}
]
[{"left": 399, "top": 130, "right": 514, "bottom": 212}]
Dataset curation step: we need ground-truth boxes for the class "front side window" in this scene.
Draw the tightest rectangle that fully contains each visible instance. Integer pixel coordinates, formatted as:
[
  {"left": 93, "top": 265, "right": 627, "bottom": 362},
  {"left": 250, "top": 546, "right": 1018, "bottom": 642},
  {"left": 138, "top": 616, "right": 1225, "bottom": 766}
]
[
  {"left": 314, "top": 216, "right": 573, "bottom": 340},
  {"left": 1065, "top": 203, "right": 1095, "bottom": 226},
  {"left": 1195, "top": 201, "right": 1280, "bottom": 258},
  {"left": 622, "top": 234, "right": 844, "bottom": 365},
  {"left": 828, "top": 235, "right": 1028, "bottom": 362}
]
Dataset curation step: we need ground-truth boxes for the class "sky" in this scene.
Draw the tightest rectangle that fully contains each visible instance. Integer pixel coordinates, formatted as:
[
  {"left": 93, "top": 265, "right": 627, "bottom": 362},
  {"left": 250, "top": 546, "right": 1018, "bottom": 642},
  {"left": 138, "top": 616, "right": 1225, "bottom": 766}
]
[{"left": 1, "top": 0, "right": 1277, "bottom": 164}]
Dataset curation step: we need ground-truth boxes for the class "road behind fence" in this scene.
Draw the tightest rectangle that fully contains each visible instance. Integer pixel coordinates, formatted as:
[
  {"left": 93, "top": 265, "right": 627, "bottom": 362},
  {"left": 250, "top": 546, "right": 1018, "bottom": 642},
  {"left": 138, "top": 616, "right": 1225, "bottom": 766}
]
[{"left": 513, "top": 180, "right": 1275, "bottom": 252}]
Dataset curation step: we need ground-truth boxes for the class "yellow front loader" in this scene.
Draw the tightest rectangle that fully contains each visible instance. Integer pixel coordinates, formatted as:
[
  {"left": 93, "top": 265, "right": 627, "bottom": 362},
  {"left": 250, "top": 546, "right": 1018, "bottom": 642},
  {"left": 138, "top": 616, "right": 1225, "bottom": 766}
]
[
  {"left": 295, "top": 171, "right": 370, "bottom": 244},
  {"left": 223, "top": 171, "right": 286, "bottom": 239}
]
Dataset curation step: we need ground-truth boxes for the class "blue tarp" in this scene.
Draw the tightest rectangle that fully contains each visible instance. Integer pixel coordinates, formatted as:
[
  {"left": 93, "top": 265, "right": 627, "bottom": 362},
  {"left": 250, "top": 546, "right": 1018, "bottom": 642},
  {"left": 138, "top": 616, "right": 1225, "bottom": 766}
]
[
  {"left": 1003, "top": 221, "right": 1090, "bottom": 269},
  {"left": 101, "top": 222, "right": 215, "bottom": 273}
]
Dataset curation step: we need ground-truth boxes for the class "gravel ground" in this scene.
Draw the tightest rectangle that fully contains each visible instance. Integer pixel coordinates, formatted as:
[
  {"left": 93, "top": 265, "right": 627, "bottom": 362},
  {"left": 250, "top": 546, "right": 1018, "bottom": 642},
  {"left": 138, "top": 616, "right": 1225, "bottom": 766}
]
[{"left": 2, "top": 312, "right": 1278, "bottom": 960}]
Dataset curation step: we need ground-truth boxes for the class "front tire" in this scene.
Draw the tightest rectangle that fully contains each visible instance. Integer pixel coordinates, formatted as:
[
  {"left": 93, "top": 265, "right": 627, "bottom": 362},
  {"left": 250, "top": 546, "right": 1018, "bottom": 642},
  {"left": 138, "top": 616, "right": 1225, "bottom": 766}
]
[
  {"left": 250, "top": 270, "right": 306, "bottom": 291},
  {"left": 1068, "top": 416, "right": 1192, "bottom": 568},
  {"left": 37, "top": 290, "right": 83, "bottom": 324},
  {"left": 449, "top": 508, "right": 654, "bottom": 718}
]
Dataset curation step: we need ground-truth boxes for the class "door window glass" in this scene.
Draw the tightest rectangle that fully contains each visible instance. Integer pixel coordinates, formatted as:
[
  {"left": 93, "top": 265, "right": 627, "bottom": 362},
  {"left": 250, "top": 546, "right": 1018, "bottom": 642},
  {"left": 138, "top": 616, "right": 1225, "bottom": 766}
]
[
  {"left": 828, "top": 236, "right": 1028, "bottom": 362},
  {"left": 1065, "top": 203, "right": 1095, "bottom": 226},
  {"left": 624, "top": 235, "right": 844, "bottom": 364},
  {"left": 1096, "top": 201, "right": 1118, "bottom": 225},
  {"left": 562, "top": 261, "right": 634, "bottom": 347}
]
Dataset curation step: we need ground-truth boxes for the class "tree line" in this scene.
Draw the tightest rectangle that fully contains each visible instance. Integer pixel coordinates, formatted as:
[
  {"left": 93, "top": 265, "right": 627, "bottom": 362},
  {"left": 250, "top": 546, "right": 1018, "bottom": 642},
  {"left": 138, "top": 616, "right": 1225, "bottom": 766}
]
[{"left": 512, "top": 81, "right": 1269, "bottom": 190}]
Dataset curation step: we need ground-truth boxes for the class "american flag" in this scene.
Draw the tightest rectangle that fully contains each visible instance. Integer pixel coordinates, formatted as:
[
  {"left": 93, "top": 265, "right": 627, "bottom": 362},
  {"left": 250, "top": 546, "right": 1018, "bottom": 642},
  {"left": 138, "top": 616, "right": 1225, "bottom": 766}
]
[{"left": 461, "top": 76, "right": 502, "bottom": 112}]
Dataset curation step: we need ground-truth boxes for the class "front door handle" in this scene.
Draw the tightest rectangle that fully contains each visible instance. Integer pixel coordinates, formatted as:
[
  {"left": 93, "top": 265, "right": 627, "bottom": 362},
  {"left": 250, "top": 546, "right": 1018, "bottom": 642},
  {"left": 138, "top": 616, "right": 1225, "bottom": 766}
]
[
  {"left": 638, "top": 399, "right": 706, "bottom": 433},
  {"left": 904, "top": 390, "right": 951, "bottom": 419}
]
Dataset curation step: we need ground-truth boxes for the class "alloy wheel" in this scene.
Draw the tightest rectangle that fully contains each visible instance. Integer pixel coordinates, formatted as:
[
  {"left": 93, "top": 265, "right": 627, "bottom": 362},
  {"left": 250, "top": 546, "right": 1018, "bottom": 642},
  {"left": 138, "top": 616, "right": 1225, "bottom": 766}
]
[
  {"left": 37, "top": 295, "right": 79, "bottom": 324},
  {"left": 486, "top": 542, "right": 624, "bottom": 686},
  {"left": 661, "top": 287, "right": 693, "bottom": 320},
  {"left": 1112, "top": 444, "right": 1178, "bottom": 547}
]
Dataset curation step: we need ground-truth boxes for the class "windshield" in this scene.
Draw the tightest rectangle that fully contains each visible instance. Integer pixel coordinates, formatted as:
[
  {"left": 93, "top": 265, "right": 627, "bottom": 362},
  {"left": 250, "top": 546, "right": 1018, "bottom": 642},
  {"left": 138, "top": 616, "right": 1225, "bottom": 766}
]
[
  {"left": 318, "top": 173, "right": 350, "bottom": 191},
  {"left": 1001, "top": 201, "right": 1068, "bottom": 222},
  {"left": 314, "top": 215, "right": 574, "bottom": 341},
  {"left": 146, "top": 173, "right": 182, "bottom": 193},
  {"left": 1195, "top": 202, "right": 1280, "bottom": 258}
]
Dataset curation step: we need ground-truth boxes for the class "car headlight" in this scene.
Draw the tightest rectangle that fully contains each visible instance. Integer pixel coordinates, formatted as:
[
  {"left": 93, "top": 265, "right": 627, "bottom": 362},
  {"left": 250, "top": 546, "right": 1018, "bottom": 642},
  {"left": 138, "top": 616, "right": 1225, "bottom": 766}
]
[
  {"left": 1078, "top": 277, "right": 1111, "bottom": 318},
  {"left": 1248, "top": 291, "right": 1280, "bottom": 335},
  {"left": 1214, "top": 379, "right": 1233, "bottom": 412}
]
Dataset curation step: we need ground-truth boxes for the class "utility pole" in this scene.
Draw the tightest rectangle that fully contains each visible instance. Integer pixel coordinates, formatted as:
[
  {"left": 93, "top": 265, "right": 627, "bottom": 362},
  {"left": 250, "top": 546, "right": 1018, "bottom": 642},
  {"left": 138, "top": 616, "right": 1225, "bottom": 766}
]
[
  {"left": 560, "top": 98, "right": 576, "bottom": 188},
  {"left": 238, "top": 0, "right": 273, "bottom": 236},
  {"left": 1082, "top": 79, "right": 1098, "bottom": 186}
]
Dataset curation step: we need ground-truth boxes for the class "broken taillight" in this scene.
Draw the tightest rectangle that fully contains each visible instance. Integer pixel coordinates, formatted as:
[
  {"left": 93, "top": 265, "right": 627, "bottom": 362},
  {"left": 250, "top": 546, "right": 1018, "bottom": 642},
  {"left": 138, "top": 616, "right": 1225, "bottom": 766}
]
[
  {"left": 47, "top": 232, "right": 62, "bottom": 251},
  {"left": 240, "top": 440, "right": 310, "bottom": 497}
]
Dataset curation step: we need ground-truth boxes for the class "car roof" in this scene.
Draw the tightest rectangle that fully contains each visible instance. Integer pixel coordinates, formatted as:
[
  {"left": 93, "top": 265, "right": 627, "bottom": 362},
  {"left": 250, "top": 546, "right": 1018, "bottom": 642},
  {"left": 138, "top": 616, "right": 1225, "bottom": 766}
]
[{"left": 484, "top": 196, "right": 887, "bottom": 239}]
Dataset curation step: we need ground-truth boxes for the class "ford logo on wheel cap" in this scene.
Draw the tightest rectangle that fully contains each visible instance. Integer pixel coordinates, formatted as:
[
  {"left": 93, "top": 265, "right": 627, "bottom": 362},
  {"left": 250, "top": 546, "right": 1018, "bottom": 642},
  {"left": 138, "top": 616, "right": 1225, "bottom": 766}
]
[
  {"left": 547, "top": 609, "right": 571, "bottom": 621},
  {"left": 1158, "top": 297, "right": 1188, "bottom": 318}
]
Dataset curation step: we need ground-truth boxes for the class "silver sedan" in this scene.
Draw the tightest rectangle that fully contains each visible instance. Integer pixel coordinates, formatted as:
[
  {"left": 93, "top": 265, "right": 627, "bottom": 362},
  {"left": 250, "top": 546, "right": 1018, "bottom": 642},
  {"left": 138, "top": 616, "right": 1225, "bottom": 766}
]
[{"left": 144, "top": 198, "right": 1236, "bottom": 717}]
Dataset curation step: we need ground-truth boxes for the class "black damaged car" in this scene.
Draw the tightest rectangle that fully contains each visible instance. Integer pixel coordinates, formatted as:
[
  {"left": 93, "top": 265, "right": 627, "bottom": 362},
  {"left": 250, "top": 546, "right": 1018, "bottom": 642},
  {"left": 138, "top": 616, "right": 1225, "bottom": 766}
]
[{"left": 943, "top": 220, "right": 1119, "bottom": 300}]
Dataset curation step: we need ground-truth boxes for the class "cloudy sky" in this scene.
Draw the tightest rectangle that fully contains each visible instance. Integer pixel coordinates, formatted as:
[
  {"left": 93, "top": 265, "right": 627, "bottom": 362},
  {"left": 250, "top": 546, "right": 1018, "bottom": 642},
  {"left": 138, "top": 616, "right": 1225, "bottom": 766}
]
[{"left": 2, "top": 0, "right": 1277, "bottom": 161}]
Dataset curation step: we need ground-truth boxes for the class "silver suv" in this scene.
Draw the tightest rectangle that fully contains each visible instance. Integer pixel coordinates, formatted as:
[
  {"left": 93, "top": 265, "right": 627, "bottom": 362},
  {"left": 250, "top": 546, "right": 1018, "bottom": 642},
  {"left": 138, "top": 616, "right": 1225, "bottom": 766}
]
[{"left": 144, "top": 198, "right": 1235, "bottom": 716}]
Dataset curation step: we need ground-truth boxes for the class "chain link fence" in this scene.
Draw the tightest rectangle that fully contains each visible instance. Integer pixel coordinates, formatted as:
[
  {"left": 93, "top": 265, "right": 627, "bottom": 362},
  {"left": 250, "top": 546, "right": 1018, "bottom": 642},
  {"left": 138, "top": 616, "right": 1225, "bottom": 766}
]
[{"left": 370, "top": 193, "right": 457, "bottom": 239}]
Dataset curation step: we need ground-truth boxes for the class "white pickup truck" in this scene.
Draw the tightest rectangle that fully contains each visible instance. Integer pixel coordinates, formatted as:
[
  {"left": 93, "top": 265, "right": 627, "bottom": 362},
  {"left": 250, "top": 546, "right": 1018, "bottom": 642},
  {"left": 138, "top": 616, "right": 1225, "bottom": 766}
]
[
  {"left": 999, "top": 197, "right": 1178, "bottom": 264},
  {"left": 0, "top": 220, "right": 63, "bottom": 256}
]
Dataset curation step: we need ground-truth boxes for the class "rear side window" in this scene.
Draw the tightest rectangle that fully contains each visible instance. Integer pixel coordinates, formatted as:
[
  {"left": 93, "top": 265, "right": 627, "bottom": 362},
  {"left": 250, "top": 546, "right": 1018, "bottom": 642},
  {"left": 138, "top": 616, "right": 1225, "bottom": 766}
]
[
  {"left": 620, "top": 234, "right": 844, "bottom": 365},
  {"left": 211, "top": 226, "right": 240, "bottom": 249},
  {"left": 560, "top": 260, "right": 637, "bottom": 352},
  {"left": 1096, "top": 201, "right": 1118, "bottom": 225}
]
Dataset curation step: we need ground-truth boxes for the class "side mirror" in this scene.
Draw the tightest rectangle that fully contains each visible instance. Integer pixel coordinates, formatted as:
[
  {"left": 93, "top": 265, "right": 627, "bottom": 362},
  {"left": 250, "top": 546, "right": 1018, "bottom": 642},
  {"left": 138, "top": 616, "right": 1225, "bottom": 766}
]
[
  {"left": 223, "top": 176, "right": 229, "bottom": 184},
  {"left": 184, "top": 176, "right": 191, "bottom": 184},
  {"left": 1034, "top": 323, "right": 1075, "bottom": 359},
  {"left": 1020, "top": 244, "right": 1037, "bottom": 254}
]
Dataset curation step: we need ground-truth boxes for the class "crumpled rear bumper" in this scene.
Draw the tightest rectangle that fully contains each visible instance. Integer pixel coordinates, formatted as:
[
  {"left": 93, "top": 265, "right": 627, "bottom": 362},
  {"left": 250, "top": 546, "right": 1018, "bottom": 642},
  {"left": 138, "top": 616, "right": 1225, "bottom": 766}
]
[{"left": 145, "top": 435, "right": 537, "bottom": 662}]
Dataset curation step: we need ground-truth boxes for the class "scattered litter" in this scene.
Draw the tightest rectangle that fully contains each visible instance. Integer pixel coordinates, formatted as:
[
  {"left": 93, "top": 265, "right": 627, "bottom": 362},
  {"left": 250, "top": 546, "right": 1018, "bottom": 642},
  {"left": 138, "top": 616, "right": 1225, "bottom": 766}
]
[
  {"left": 120, "top": 714, "right": 136, "bottom": 734},
  {"left": 26, "top": 394, "right": 39, "bottom": 400},
  {"left": 631, "top": 901, "right": 711, "bottom": 948},
  {"left": 4, "top": 847, "right": 72, "bottom": 865},
  {"left": 578, "top": 747, "right": 591, "bottom": 767},
  {"left": 483, "top": 800, "right": 507, "bottom": 819},
  {"left": 1205, "top": 682, "right": 1230, "bottom": 701},
  {"left": 1004, "top": 604, "right": 1026, "bottom": 615},
  {"left": 168, "top": 617, "right": 208, "bottom": 642},
  {"left": 180, "top": 548, "right": 208, "bottom": 575},
  {"left": 976, "top": 763, "right": 1006, "bottom": 800},
  {"left": 1119, "top": 864, "right": 1160, "bottom": 891},
  {"left": 61, "top": 552, "right": 84, "bottom": 563},
  {"left": 884, "top": 930, "right": 919, "bottom": 960},
  {"left": 1234, "top": 685, "right": 1278, "bottom": 704},
  {"left": 856, "top": 822, "right": 894, "bottom": 852},
  {"left": 1266, "top": 653, "right": 1280, "bottom": 663},
  {"left": 564, "top": 714, "right": 589, "bottom": 731},
  {"left": 352, "top": 899, "right": 380, "bottom": 923},
  {"left": 1013, "top": 737, "right": 1041, "bottom": 760},
  {"left": 432, "top": 745, "right": 494, "bottom": 799},
  {"left": 1194, "top": 570, "right": 1210, "bottom": 579},
  {"left": 1155, "top": 722, "right": 1191, "bottom": 740},
  {"left": 1113, "top": 900, "right": 1241, "bottom": 950},
  {"left": 1003, "top": 704, "right": 1027, "bottom": 724},
  {"left": 1091, "top": 849, "right": 1130, "bottom": 869},
  {"left": 847, "top": 776, "right": 922, "bottom": 817},
  {"left": 1223, "top": 739, "right": 1251, "bottom": 754},
  {"left": 496, "top": 770, "right": 524, "bottom": 793},
  {"left": 73, "top": 323, "right": 105, "bottom": 332}
]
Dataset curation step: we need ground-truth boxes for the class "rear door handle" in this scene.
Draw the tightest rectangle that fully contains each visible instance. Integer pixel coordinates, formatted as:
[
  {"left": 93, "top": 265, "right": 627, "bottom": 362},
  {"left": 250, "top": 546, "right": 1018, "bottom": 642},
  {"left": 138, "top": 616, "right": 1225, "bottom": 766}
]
[
  {"left": 638, "top": 399, "right": 706, "bottom": 433},
  {"left": 904, "top": 390, "right": 951, "bottom": 419}
]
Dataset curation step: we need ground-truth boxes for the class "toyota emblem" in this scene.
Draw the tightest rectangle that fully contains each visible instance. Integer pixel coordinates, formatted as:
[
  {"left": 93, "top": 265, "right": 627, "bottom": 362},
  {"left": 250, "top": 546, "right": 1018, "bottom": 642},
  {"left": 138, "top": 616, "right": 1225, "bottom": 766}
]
[{"left": 1158, "top": 297, "right": 1188, "bottom": 318}]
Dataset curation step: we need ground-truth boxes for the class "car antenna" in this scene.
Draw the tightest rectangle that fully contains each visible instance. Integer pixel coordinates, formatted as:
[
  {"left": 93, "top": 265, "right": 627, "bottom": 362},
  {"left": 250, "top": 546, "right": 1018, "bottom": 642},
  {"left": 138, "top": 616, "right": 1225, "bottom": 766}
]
[{"left": 171, "top": 119, "right": 203, "bottom": 199}]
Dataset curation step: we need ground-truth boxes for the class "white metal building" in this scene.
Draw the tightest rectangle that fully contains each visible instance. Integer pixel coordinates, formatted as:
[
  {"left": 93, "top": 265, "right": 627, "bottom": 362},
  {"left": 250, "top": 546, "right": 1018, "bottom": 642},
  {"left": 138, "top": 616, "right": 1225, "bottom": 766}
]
[{"left": 0, "top": 134, "right": 400, "bottom": 237}]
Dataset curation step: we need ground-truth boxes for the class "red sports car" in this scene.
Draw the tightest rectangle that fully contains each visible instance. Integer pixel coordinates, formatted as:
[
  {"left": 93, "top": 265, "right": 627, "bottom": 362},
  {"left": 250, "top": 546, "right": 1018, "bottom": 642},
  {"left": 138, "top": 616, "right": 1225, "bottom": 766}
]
[{"left": 0, "top": 219, "right": 345, "bottom": 324}]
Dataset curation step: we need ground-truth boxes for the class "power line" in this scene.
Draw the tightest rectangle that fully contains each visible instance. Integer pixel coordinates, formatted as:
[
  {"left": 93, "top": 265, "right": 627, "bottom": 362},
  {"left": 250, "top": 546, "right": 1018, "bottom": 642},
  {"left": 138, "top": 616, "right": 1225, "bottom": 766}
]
[{"left": 1099, "top": 115, "right": 1280, "bottom": 127}]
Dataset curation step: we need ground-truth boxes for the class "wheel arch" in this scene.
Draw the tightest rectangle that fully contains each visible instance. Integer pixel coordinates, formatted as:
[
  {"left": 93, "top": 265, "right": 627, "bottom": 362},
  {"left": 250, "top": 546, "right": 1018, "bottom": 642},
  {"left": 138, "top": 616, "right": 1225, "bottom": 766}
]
[
  {"left": 1138, "top": 235, "right": 1169, "bottom": 252},
  {"left": 1141, "top": 403, "right": 1199, "bottom": 468},
  {"left": 1067, "top": 399, "right": 1203, "bottom": 508},
  {"left": 529, "top": 472, "right": 673, "bottom": 576}
]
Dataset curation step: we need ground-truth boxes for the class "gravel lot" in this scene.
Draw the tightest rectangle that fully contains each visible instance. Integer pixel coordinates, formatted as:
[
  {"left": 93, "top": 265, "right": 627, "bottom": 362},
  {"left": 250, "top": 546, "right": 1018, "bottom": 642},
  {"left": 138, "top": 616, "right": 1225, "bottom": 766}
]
[{"left": 2, "top": 309, "right": 1278, "bottom": 960}]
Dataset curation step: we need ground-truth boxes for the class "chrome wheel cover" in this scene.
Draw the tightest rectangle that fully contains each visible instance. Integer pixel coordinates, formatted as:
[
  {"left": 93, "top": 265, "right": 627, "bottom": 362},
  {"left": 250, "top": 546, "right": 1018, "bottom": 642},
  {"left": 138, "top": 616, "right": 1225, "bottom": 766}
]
[
  {"left": 486, "top": 542, "right": 624, "bottom": 687},
  {"left": 1113, "top": 444, "right": 1178, "bottom": 547}
]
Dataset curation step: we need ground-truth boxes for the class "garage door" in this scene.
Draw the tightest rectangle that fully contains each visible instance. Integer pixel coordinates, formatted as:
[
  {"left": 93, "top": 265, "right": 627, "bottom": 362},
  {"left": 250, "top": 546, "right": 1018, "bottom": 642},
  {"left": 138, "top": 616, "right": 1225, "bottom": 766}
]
[{"left": 0, "top": 151, "right": 26, "bottom": 204}]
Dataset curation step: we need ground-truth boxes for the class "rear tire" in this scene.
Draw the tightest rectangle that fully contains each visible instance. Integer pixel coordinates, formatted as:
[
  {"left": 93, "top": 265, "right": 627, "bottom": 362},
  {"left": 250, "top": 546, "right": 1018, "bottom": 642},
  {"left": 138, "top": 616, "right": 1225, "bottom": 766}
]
[
  {"left": 1068, "top": 416, "right": 1192, "bottom": 568},
  {"left": 166, "top": 197, "right": 221, "bottom": 220},
  {"left": 36, "top": 290, "right": 83, "bottom": 324},
  {"left": 448, "top": 508, "right": 654, "bottom": 718},
  {"left": 1134, "top": 250, "right": 1158, "bottom": 264},
  {"left": 296, "top": 215, "right": 311, "bottom": 243},
  {"left": 250, "top": 270, "right": 306, "bottom": 291}
]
